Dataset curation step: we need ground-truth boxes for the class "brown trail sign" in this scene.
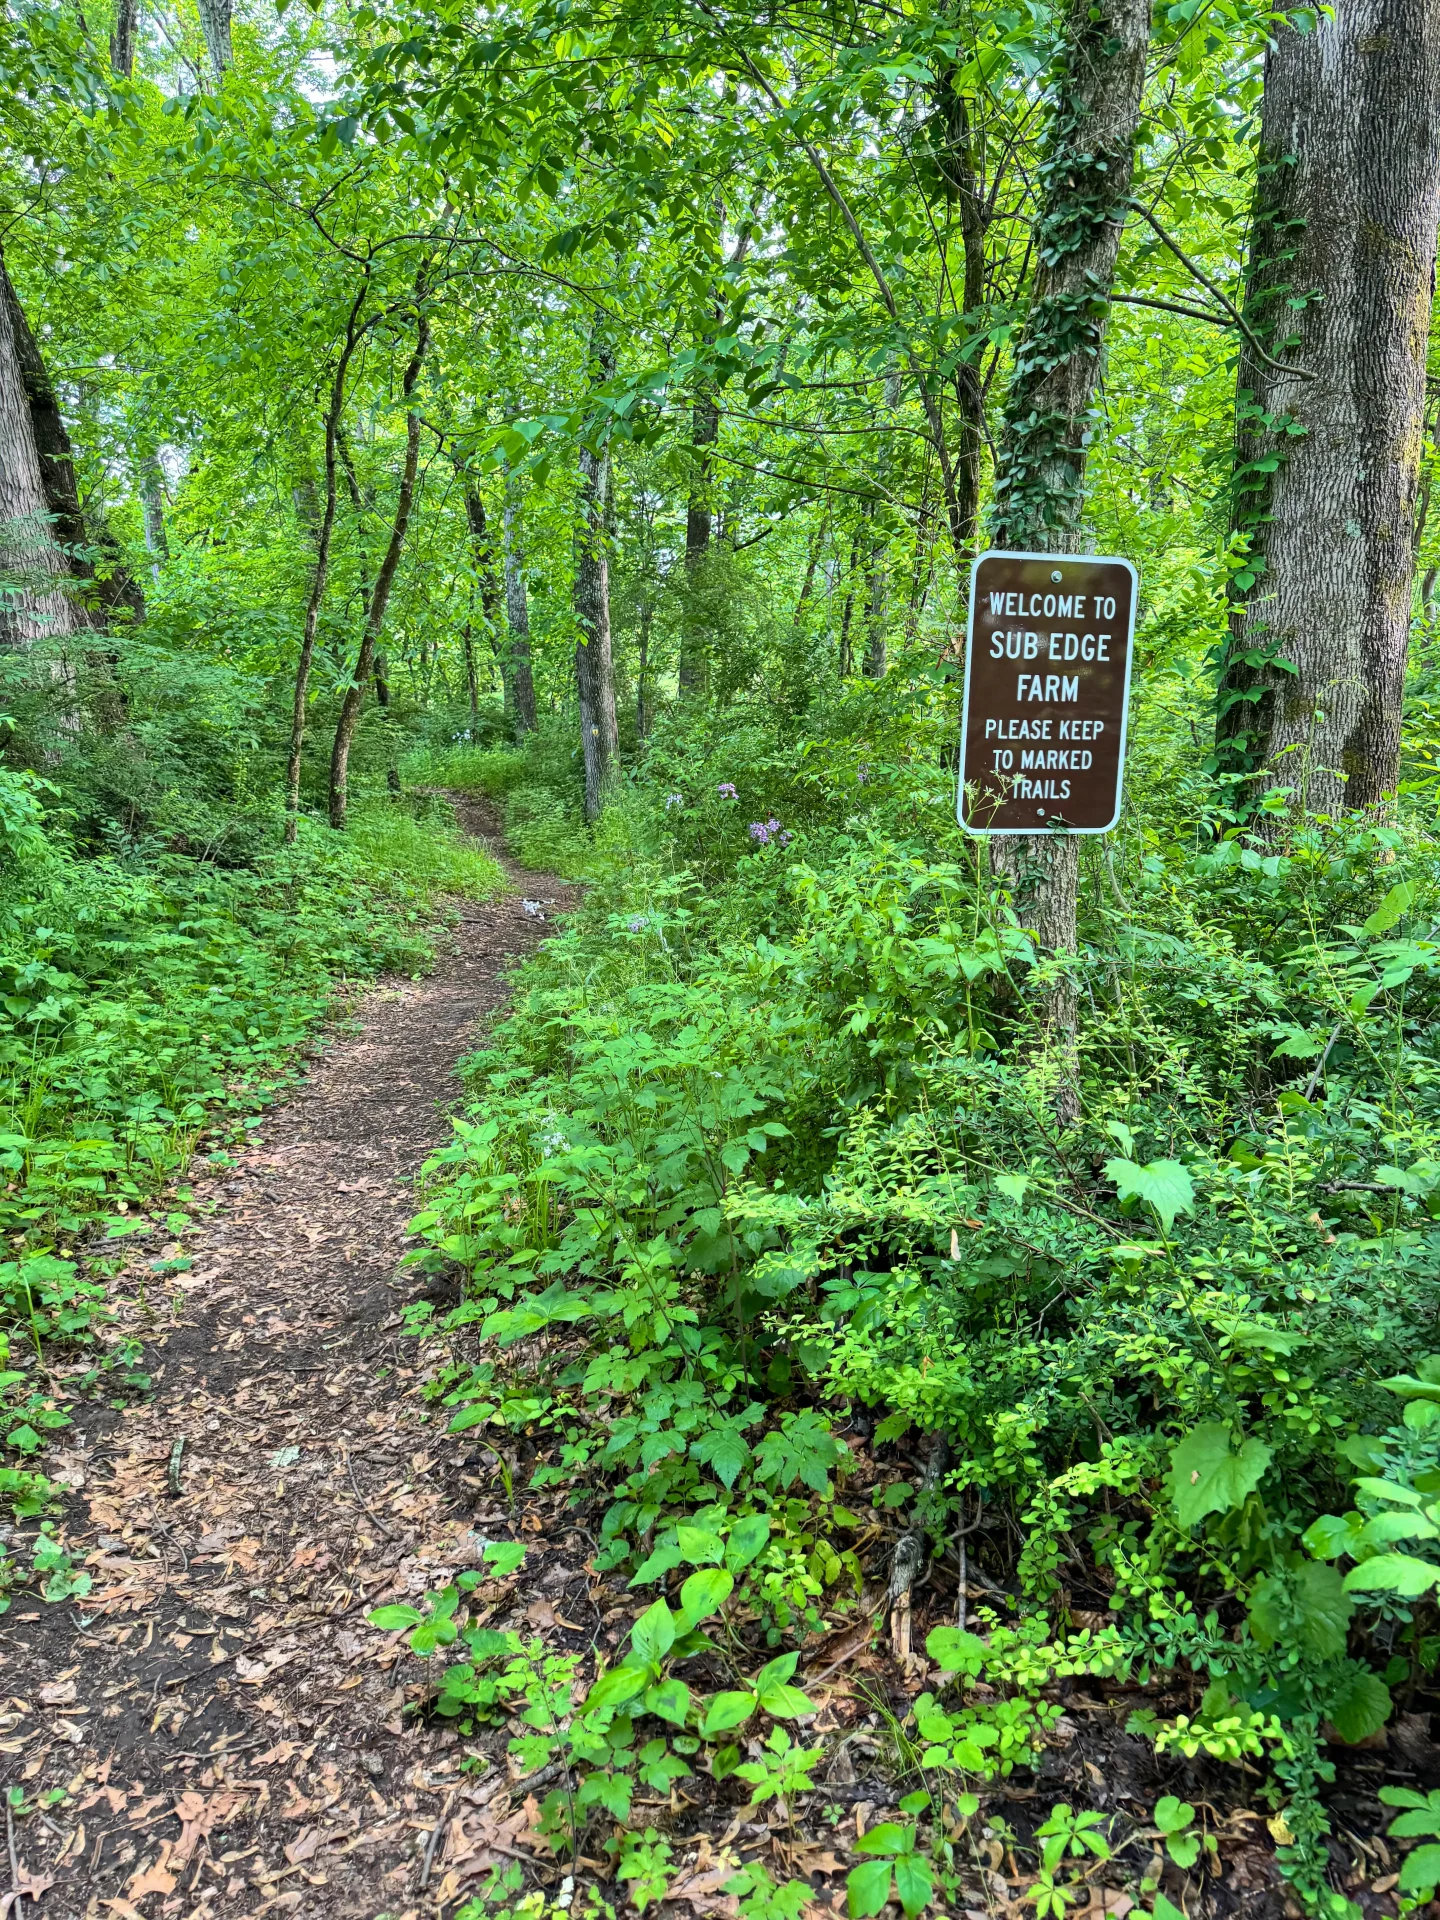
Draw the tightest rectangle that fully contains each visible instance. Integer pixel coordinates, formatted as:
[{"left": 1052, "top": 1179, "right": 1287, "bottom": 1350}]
[{"left": 957, "top": 550, "right": 1138, "bottom": 835}]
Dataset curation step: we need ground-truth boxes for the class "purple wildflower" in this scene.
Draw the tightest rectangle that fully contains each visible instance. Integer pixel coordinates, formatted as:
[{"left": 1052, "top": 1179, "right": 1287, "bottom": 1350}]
[
  {"left": 717, "top": 782, "right": 738, "bottom": 799},
  {"left": 749, "top": 817, "right": 783, "bottom": 845},
  {"left": 627, "top": 915, "right": 648, "bottom": 933},
  {"left": 665, "top": 792, "right": 683, "bottom": 810}
]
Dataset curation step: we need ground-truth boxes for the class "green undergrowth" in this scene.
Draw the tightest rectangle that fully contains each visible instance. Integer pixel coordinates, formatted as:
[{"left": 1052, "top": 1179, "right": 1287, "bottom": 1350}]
[
  {"left": 397, "top": 687, "right": 1440, "bottom": 1918},
  {"left": 0, "top": 770, "right": 500, "bottom": 1588}
]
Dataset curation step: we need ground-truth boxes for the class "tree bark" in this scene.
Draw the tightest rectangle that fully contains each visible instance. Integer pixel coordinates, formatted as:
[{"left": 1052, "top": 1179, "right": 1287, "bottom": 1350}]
[
  {"left": 678, "top": 387, "right": 718, "bottom": 700},
  {"left": 1215, "top": 0, "right": 1440, "bottom": 815},
  {"left": 195, "top": 0, "right": 231, "bottom": 76},
  {"left": 985, "top": 0, "right": 1152, "bottom": 1017},
  {"left": 284, "top": 281, "right": 374, "bottom": 843},
  {"left": 933, "top": 64, "right": 989, "bottom": 561},
  {"left": 328, "top": 310, "right": 429, "bottom": 829},
  {"left": 574, "top": 428, "right": 618, "bottom": 821},
  {"left": 140, "top": 452, "right": 167, "bottom": 580},
  {"left": 110, "top": 0, "right": 138, "bottom": 76},
  {"left": 1, "top": 248, "right": 144, "bottom": 630},
  {"left": 0, "top": 279, "right": 82, "bottom": 653},
  {"left": 502, "top": 466, "right": 537, "bottom": 738}
]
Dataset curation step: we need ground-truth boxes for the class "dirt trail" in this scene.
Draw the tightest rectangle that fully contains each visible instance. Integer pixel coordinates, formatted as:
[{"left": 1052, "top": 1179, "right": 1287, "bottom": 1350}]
[{"left": 3, "top": 798, "right": 578, "bottom": 1920}]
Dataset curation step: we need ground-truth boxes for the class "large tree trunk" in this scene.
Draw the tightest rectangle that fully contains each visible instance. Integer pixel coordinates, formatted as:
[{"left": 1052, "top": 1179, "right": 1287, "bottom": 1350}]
[
  {"left": 196, "top": 0, "right": 231, "bottom": 77},
  {"left": 111, "top": 0, "right": 138, "bottom": 76},
  {"left": 1215, "top": 0, "right": 1440, "bottom": 816},
  {"left": 985, "top": 0, "right": 1152, "bottom": 1034},
  {"left": 574, "top": 435, "right": 618, "bottom": 822},
  {"left": 502, "top": 467, "right": 538, "bottom": 739},
  {"left": 1, "top": 249, "right": 144, "bottom": 630},
  {"left": 933, "top": 65, "right": 989, "bottom": 564},
  {"left": 328, "top": 313, "right": 429, "bottom": 829}
]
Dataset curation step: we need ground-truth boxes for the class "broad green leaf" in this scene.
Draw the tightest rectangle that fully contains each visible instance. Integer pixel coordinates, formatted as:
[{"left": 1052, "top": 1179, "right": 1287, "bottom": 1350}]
[
  {"left": 1344, "top": 1551, "right": 1440, "bottom": 1597},
  {"left": 1398, "top": 1844, "right": 1440, "bottom": 1894},
  {"left": 582, "top": 1665, "right": 649, "bottom": 1717},
  {"left": 1362, "top": 880, "right": 1416, "bottom": 937},
  {"left": 1302, "top": 1512, "right": 1363, "bottom": 1560},
  {"left": 1325, "top": 1667, "right": 1392, "bottom": 1745},
  {"left": 1153, "top": 1797, "right": 1194, "bottom": 1835},
  {"left": 893, "top": 1852, "right": 933, "bottom": 1919},
  {"left": 1357, "top": 1511, "right": 1440, "bottom": 1548},
  {"left": 368, "top": 1605, "right": 422, "bottom": 1630},
  {"left": 1106, "top": 1157, "right": 1195, "bottom": 1234},
  {"left": 846, "top": 1857, "right": 895, "bottom": 1918},
  {"left": 644, "top": 1677, "right": 692, "bottom": 1726},
  {"left": 630, "top": 1599, "right": 676, "bottom": 1667},
  {"left": 1386, "top": 1810, "right": 1440, "bottom": 1839},
  {"left": 700, "top": 1689, "right": 757, "bottom": 1736},
  {"left": 675, "top": 1525, "right": 724, "bottom": 1566},
  {"left": 1248, "top": 1562, "right": 1351, "bottom": 1660},
  {"left": 757, "top": 1681, "right": 814, "bottom": 1719},
  {"left": 676, "top": 1566, "right": 734, "bottom": 1626},
  {"left": 483, "top": 1541, "right": 526, "bottom": 1577},
  {"left": 447, "top": 1402, "right": 494, "bottom": 1433},
  {"left": 855, "top": 1823, "right": 912, "bottom": 1855},
  {"left": 724, "top": 1514, "right": 770, "bottom": 1570},
  {"left": 1168, "top": 1422, "right": 1272, "bottom": 1527}
]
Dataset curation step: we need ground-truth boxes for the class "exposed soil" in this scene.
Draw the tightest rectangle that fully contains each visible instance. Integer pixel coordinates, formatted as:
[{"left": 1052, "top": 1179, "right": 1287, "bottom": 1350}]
[{"left": 2, "top": 798, "right": 1431, "bottom": 1920}]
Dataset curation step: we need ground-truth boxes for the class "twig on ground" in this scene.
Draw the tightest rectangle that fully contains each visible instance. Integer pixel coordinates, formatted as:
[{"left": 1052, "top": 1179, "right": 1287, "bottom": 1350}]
[
  {"left": 167, "top": 1436, "right": 185, "bottom": 1498},
  {"left": 347, "top": 1458, "right": 396, "bottom": 1540},
  {"left": 418, "top": 1787, "right": 458, "bottom": 1890}
]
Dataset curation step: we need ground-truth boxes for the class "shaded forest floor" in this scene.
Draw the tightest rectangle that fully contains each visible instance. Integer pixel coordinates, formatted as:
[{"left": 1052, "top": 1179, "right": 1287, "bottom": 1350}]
[{"left": 4, "top": 801, "right": 1435, "bottom": 1920}]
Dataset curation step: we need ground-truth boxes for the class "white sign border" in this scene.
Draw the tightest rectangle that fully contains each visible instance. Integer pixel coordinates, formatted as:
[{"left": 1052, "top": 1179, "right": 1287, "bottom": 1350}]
[{"left": 955, "top": 547, "right": 1140, "bottom": 837}]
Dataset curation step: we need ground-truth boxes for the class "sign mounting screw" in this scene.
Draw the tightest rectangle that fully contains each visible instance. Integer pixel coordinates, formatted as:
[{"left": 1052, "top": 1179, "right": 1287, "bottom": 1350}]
[{"left": 1051, "top": 570, "right": 1063, "bottom": 583}]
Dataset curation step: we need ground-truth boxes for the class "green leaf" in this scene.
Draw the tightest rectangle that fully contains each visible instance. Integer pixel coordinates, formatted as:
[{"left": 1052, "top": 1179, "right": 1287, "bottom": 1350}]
[
  {"left": 1248, "top": 1561, "right": 1352, "bottom": 1660},
  {"left": 1343, "top": 1551, "right": 1440, "bottom": 1597},
  {"left": 483, "top": 1541, "right": 526, "bottom": 1578},
  {"left": 856, "top": 1823, "right": 912, "bottom": 1855},
  {"left": 1326, "top": 1668, "right": 1392, "bottom": 1745},
  {"left": 676, "top": 1566, "right": 734, "bottom": 1627},
  {"left": 724, "top": 1514, "right": 770, "bottom": 1570},
  {"left": 368, "top": 1605, "right": 423, "bottom": 1630},
  {"left": 582, "top": 1665, "right": 650, "bottom": 1717},
  {"left": 644, "top": 1677, "right": 692, "bottom": 1726},
  {"left": 630, "top": 1599, "right": 676, "bottom": 1667},
  {"left": 1363, "top": 881, "right": 1417, "bottom": 937},
  {"left": 847, "top": 1857, "right": 895, "bottom": 1918},
  {"left": 1152, "top": 1896, "right": 1187, "bottom": 1920},
  {"left": 1153, "top": 1797, "right": 1194, "bottom": 1835},
  {"left": 691, "top": 1423, "right": 752, "bottom": 1489},
  {"left": 757, "top": 1681, "right": 814, "bottom": 1719},
  {"left": 675, "top": 1525, "right": 725, "bottom": 1566},
  {"left": 1398, "top": 1844, "right": 1440, "bottom": 1895},
  {"left": 1168, "top": 1422, "right": 1272, "bottom": 1527},
  {"left": 1105, "top": 1157, "right": 1195, "bottom": 1234},
  {"left": 1302, "top": 1513, "right": 1363, "bottom": 1560},
  {"left": 925, "top": 1626, "right": 986, "bottom": 1677},
  {"left": 700, "top": 1690, "right": 757, "bottom": 1736},
  {"left": 447, "top": 1402, "right": 495, "bottom": 1433},
  {"left": 893, "top": 1852, "right": 933, "bottom": 1919}
]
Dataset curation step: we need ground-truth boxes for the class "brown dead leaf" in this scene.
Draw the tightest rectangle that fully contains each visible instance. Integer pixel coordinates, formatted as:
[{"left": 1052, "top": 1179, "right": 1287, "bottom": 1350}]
[
  {"left": 126, "top": 1845, "right": 178, "bottom": 1897},
  {"left": 98, "top": 1902, "right": 147, "bottom": 1920},
  {"left": 284, "top": 1825, "right": 332, "bottom": 1865},
  {"left": 37, "top": 1680, "right": 76, "bottom": 1708}
]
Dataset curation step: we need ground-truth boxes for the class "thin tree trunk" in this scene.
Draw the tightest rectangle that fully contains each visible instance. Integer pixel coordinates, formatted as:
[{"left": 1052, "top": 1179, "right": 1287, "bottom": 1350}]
[
  {"left": 934, "top": 66, "right": 989, "bottom": 563},
  {"left": 1215, "top": 0, "right": 1440, "bottom": 815},
  {"left": 985, "top": 0, "right": 1152, "bottom": 1059},
  {"left": 502, "top": 466, "right": 537, "bottom": 739},
  {"left": 678, "top": 388, "right": 718, "bottom": 699},
  {"left": 140, "top": 453, "right": 167, "bottom": 581},
  {"left": 574, "top": 348, "right": 618, "bottom": 821},
  {"left": 458, "top": 468, "right": 508, "bottom": 724},
  {"left": 328, "top": 310, "right": 429, "bottom": 830},
  {"left": 284, "top": 279, "right": 373, "bottom": 844},
  {"left": 792, "top": 519, "right": 825, "bottom": 629},
  {"left": 110, "top": 0, "right": 138, "bottom": 76},
  {"left": 374, "top": 649, "right": 401, "bottom": 794},
  {"left": 460, "top": 613, "right": 482, "bottom": 729},
  {"left": 838, "top": 527, "right": 860, "bottom": 676},
  {"left": 863, "top": 370, "right": 901, "bottom": 677},
  {"left": 195, "top": 0, "right": 231, "bottom": 76},
  {"left": 637, "top": 596, "right": 652, "bottom": 739}
]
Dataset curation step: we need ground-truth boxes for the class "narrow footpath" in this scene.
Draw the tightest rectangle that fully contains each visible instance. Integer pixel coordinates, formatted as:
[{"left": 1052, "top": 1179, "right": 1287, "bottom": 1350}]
[{"left": 2, "top": 800, "right": 579, "bottom": 1920}]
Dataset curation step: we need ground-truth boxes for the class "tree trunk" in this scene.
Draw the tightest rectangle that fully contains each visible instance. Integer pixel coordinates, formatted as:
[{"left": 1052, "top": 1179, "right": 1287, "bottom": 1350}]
[
  {"left": 460, "top": 613, "right": 482, "bottom": 729},
  {"left": 837, "top": 526, "right": 860, "bottom": 676},
  {"left": 0, "top": 259, "right": 87, "bottom": 653},
  {"left": 196, "top": 0, "right": 231, "bottom": 76},
  {"left": 328, "top": 311, "right": 429, "bottom": 830},
  {"left": 110, "top": 0, "right": 138, "bottom": 77},
  {"left": 502, "top": 466, "right": 537, "bottom": 739},
  {"left": 458, "top": 468, "right": 511, "bottom": 728},
  {"left": 678, "top": 388, "right": 718, "bottom": 700},
  {"left": 140, "top": 452, "right": 167, "bottom": 580},
  {"left": 986, "top": 0, "right": 1152, "bottom": 1024},
  {"left": 284, "top": 283, "right": 374, "bottom": 843},
  {"left": 933, "top": 65, "right": 989, "bottom": 563},
  {"left": 574, "top": 435, "right": 618, "bottom": 822},
  {"left": 637, "top": 596, "right": 652, "bottom": 739},
  {"left": 1215, "top": 0, "right": 1440, "bottom": 815},
  {"left": 1, "top": 248, "right": 144, "bottom": 629}
]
